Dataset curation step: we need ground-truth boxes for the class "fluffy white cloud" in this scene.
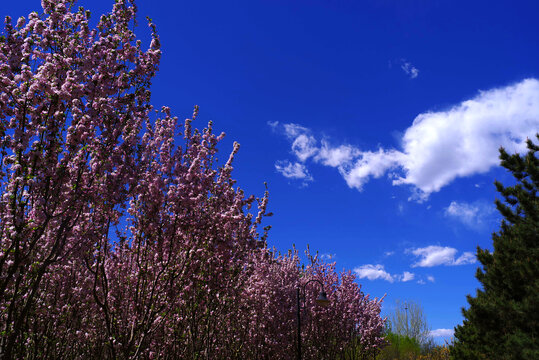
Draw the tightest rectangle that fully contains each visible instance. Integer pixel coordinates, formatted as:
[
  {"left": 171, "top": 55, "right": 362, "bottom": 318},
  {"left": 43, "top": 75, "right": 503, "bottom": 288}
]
[
  {"left": 271, "top": 79, "right": 539, "bottom": 199},
  {"left": 427, "top": 275, "right": 435, "bottom": 283},
  {"left": 445, "top": 201, "right": 496, "bottom": 228},
  {"left": 400, "top": 271, "right": 415, "bottom": 282},
  {"left": 410, "top": 246, "right": 457, "bottom": 267},
  {"left": 275, "top": 161, "right": 313, "bottom": 181},
  {"left": 401, "top": 60, "right": 419, "bottom": 79},
  {"left": 430, "top": 328, "right": 454, "bottom": 338},
  {"left": 410, "top": 246, "right": 476, "bottom": 267},
  {"left": 354, "top": 264, "right": 394, "bottom": 282},
  {"left": 393, "top": 79, "right": 539, "bottom": 197}
]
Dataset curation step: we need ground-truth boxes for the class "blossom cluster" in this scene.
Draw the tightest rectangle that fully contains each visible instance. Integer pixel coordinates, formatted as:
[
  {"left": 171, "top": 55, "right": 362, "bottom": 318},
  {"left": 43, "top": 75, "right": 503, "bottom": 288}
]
[{"left": 0, "top": 1, "right": 386, "bottom": 358}]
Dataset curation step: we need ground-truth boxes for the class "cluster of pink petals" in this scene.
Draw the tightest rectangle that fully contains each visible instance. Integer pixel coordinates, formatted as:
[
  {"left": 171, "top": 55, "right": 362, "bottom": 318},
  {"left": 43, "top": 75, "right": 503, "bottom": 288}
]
[
  {"left": 0, "top": 1, "right": 386, "bottom": 359},
  {"left": 237, "top": 248, "right": 387, "bottom": 359}
]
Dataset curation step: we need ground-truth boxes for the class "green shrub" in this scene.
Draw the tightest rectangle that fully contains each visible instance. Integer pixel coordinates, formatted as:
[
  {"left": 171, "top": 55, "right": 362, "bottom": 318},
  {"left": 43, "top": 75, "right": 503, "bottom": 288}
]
[{"left": 376, "top": 331, "right": 421, "bottom": 360}]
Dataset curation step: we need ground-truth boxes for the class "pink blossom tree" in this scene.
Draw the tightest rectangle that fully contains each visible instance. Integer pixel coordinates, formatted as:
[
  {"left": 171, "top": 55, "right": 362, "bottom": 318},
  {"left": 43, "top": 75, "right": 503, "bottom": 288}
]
[
  {"left": 0, "top": 0, "right": 161, "bottom": 356},
  {"left": 0, "top": 1, "right": 386, "bottom": 359},
  {"left": 236, "top": 248, "right": 386, "bottom": 360}
]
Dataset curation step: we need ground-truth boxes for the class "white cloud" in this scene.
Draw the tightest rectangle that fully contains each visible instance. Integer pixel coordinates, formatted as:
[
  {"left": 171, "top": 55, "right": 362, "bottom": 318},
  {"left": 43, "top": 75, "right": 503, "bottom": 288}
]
[
  {"left": 430, "top": 328, "right": 454, "bottom": 338},
  {"left": 275, "top": 161, "right": 313, "bottom": 181},
  {"left": 445, "top": 201, "right": 496, "bottom": 228},
  {"left": 270, "top": 79, "right": 539, "bottom": 200},
  {"left": 410, "top": 246, "right": 476, "bottom": 267},
  {"left": 354, "top": 265, "right": 417, "bottom": 283},
  {"left": 384, "top": 251, "right": 395, "bottom": 257},
  {"left": 427, "top": 275, "right": 435, "bottom": 283},
  {"left": 410, "top": 246, "right": 457, "bottom": 267},
  {"left": 400, "top": 271, "right": 415, "bottom": 282},
  {"left": 354, "top": 264, "right": 394, "bottom": 282},
  {"left": 320, "top": 253, "right": 336, "bottom": 260},
  {"left": 454, "top": 252, "right": 476, "bottom": 265},
  {"left": 268, "top": 120, "right": 279, "bottom": 130},
  {"left": 292, "top": 134, "right": 318, "bottom": 162},
  {"left": 446, "top": 201, "right": 479, "bottom": 221},
  {"left": 393, "top": 79, "right": 539, "bottom": 197},
  {"left": 315, "top": 141, "right": 360, "bottom": 167},
  {"left": 340, "top": 149, "right": 404, "bottom": 191},
  {"left": 401, "top": 60, "right": 419, "bottom": 79},
  {"left": 283, "top": 123, "right": 309, "bottom": 140},
  {"left": 417, "top": 279, "right": 426, "bottom": 285}
]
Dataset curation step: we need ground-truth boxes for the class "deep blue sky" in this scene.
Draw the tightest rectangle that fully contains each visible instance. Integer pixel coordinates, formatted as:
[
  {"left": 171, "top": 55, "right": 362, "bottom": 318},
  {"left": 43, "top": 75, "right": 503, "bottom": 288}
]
[{"left": 3, "top": 0, "right": 538, "bottom": 342}]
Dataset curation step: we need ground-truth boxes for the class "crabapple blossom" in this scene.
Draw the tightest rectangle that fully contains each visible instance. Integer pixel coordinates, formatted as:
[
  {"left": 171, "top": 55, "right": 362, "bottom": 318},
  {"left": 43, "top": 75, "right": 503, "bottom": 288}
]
[{"left": 0, "top": 1, "right": 386, "bottom": 359}]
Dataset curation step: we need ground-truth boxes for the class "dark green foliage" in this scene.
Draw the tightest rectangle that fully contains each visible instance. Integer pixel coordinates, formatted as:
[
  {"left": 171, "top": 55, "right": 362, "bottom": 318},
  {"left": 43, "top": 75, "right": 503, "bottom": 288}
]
[{"left": 451, "top": 135, "right": 539, "bottom": 359}]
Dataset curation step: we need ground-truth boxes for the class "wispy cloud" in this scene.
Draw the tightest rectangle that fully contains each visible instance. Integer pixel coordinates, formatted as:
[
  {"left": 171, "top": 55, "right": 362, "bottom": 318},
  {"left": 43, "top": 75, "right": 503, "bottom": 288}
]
[
  {"left": 270, "top": 79, "right": 539, "bottom": 200},
  {"left": 340, "top": 149, "right": 404, "bottom": 191},
  {"left": 400, "top": 271, "right": 415, "bottom": 282},
  {"left": 275, "top": 160, "right": 313, "bottom": 181},
  {"left": 445, "top": 201, "right": 479, "bottom": 221},
  {"left": 354, "top": 265, "right": 415, "bottom": 283},
  {"left": 427, "top": 275, "right": 435, "bottom": 283},
  {"left": 401, "top": 59, "right": 419, "bottom": 79},
  {"left": 320, "top": 253, "right": 336, "bottom": 261},
  {"left": 283, "top": 123, "right": 309, "bottom": 139},
  {"left": 292, "top": 134, "right": 318, "bottom": 162},
  {"left": 315, "top": 141, "right": 360, "bottom": 167},
  {"left": 409, "top": 246, "right": 476, "bottom": 267},
  {"left": 453, "top": 252, "right": 476, "bottom": 265},
  {"left": 445, "top": 200, "right": 496, "bottom": 229},
  {"left": 430, "top": 328, "right": 454, "bottom": 338}
]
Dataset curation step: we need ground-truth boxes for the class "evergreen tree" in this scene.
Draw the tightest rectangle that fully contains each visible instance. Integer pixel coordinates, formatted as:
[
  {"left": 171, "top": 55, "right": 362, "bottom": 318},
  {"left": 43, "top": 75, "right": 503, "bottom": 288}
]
[{"left": 451, "top": 135, "right": 539, "bottom": 359}]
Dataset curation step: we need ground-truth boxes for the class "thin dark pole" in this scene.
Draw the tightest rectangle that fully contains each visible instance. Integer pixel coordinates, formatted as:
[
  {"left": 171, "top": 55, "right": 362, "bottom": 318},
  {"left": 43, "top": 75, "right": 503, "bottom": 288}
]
[
  {"left": 297, "top": 279, "right": 327, "bottom": 360},
  {"left": 405, "top": 305, "right": 409, "bottom": 338},
  {"left": 297, "top": 287, "right": 302, "bottom": 360}
]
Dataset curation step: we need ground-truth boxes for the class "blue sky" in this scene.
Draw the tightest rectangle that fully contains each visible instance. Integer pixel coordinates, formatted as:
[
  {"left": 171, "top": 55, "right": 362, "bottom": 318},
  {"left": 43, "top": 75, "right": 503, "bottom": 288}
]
[{"left": 3, "top": 0, "right": 539, "bottom": 343}]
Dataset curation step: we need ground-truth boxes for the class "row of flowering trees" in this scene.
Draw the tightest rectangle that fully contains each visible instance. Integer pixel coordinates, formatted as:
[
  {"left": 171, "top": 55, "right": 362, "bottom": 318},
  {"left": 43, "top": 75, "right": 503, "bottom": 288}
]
[{"left": 0, "top": 0, "right": 386, "bottom": 358}]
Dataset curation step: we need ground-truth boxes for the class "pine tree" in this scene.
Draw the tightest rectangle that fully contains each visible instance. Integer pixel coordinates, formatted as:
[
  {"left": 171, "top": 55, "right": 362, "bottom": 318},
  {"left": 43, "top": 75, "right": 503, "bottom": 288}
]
[{"left": 451, "top": 135, "right": 539, "bottom": 359}]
